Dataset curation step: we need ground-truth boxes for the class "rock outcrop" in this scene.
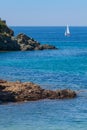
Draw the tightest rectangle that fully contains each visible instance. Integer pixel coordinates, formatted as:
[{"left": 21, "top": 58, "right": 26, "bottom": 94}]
[
  {"left": 0, "top": 18, "right": 57, "bottom": 51},
  {"left": 0, "top": 79, "right": 76, "bottom": 104},
  {"left": 16, "top": 33, "right": 57, "bottom": 51}
]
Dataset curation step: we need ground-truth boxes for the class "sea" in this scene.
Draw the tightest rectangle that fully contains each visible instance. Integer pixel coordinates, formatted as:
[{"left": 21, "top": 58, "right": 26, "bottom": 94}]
[{"left": 0, "top": 26, "right": 87, "bottom": 130}]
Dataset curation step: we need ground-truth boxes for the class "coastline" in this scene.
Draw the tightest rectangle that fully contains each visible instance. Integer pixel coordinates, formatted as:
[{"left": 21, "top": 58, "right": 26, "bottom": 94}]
[{"left": 0, "top": 26, "right": 87, "bottom": 130}]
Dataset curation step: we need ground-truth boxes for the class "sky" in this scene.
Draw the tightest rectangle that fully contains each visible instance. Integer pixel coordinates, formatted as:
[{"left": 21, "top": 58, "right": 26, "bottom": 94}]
[{"left": 0, "top": 0, "right": 87, "bottom": 26}]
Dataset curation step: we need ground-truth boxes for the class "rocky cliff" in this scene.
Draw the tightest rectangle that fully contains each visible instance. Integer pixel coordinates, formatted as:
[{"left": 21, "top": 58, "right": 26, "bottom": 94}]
[
  {"left": 0, "top": 19, "right": 14, "bottom": 36},
  {"left": 0, "top": 19, "right": 57, "bottom": 51},
  {"left": 0, "top": 79, "right": 76, "bottom": 104}
]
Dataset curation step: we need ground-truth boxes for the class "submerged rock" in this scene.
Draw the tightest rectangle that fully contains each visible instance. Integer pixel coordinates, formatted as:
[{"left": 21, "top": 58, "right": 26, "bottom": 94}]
[{"left": 0, "top": 80, "right": 76, "bottom": 104}]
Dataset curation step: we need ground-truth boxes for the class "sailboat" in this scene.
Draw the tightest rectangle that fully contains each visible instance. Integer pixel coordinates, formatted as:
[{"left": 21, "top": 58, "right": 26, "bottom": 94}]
[{"left": 65, "top": 25, "right": 70, "bottom": 36}]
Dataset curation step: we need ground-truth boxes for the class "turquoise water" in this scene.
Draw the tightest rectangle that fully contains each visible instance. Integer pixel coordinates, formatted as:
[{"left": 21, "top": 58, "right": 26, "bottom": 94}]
[{"left": 0, "top": 27, "right": 87, "bottom": 129}]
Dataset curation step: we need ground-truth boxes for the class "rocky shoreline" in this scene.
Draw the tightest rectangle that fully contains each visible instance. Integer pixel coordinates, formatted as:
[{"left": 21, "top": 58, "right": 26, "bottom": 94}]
[
  {"left": 0, "top": 79, "right": 76, "bottom": 104},
  {"left": 0, "top": 19, "right": 57, "bottom": 51}
]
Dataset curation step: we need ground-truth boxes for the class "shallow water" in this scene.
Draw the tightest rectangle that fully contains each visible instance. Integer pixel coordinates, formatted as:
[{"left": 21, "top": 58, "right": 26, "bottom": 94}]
[{"left": 0, "top": 27, "right": 87, "bottom": 130}]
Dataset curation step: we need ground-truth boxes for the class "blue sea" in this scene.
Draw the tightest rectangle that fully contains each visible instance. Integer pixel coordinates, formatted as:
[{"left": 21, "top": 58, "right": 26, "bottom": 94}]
[{"left": 0, "top": 26, "right": 87, "bottom": 130}]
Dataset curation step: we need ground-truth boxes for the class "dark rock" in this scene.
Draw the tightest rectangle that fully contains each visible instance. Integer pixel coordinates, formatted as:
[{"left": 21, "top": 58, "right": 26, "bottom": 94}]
[
  {"left": 0, "top": 19, "right": 58, "bottom": 51},
  {"left": 0, "top": 20, "right": 14, "bottom": 36},
  {"left": 16, "top": 33, "right": 57, "bottom": 51},
  {"left": 0, "top": 80, "right": 76, "bottom": 104},
  {"left": 16, "top": 33, "right": 40, "bottom": 51},
  {"left": 0, "top": 34, "right": 20, "bottom": 51}
]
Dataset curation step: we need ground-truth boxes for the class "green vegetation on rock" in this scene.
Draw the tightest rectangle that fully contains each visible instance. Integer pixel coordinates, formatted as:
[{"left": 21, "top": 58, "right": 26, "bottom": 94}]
[{"left": 0, "top": 19, "right": 14, "bottom": 36}]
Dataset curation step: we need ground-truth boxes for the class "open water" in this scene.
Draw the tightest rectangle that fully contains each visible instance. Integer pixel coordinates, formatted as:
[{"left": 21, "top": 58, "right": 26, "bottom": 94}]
[{"left": 0, "top": 27, "right": 87, "bottom": 130}]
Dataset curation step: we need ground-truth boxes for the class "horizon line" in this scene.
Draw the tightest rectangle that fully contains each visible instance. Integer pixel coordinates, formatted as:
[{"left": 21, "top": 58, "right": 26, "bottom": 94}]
[{"left": 9, "top": 25, "right": 87, "bottom": 27}]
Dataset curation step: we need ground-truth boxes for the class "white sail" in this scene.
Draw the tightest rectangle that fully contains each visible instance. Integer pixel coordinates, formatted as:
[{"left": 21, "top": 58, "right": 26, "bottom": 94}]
[{"left": 65, "top": 25, "right": 70, "bottom": 36}]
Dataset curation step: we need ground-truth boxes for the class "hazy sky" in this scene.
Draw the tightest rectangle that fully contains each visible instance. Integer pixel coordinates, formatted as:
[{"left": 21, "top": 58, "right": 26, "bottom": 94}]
[{"left": 0, "top": 0, "right": 87, "bottom": 26}]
